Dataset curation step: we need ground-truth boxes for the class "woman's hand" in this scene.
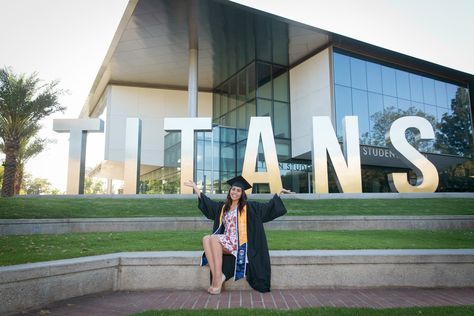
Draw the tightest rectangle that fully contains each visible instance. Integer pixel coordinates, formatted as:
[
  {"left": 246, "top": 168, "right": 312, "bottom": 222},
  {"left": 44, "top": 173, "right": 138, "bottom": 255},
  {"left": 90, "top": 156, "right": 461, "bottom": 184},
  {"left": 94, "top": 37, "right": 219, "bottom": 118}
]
[
  {"left": 278, "top": 188, "right": 294, "bottom": 196},
  {"left": 184, "top": 180, "right": 201, "bottom": 197},
  {"left": 183, "top": 180, "right": 195, "bottom": 187}
]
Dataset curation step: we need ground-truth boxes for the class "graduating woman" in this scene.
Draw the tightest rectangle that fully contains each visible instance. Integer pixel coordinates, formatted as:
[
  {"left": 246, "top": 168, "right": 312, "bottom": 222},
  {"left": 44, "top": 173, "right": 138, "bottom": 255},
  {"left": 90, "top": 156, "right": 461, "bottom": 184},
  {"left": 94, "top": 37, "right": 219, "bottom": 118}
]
[{"left": 184, "top": 176, "right": 291, "bottom": 295}]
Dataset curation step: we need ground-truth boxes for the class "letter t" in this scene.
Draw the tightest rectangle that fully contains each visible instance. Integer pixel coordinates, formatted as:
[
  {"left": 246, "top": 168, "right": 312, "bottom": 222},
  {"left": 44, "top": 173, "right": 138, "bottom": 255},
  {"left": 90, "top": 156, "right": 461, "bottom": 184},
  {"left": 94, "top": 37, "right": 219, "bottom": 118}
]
[{"left": 53, "top": 119, "right": 104, "bottom": 194}]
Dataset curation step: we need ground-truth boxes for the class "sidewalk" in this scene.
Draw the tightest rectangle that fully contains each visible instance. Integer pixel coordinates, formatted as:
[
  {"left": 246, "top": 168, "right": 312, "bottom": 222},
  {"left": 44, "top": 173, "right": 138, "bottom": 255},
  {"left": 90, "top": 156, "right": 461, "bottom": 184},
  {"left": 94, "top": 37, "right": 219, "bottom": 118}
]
[{"left": 16, "top": 288, "right": 474, "bottom": 315}]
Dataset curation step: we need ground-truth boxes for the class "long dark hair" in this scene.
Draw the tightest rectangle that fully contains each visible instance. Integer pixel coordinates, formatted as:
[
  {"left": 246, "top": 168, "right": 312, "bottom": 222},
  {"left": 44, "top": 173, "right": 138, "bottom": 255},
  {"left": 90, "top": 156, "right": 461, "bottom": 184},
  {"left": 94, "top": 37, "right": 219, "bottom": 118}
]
[{"left": 223, "top": 189, "right": 248, "bottom": 213}]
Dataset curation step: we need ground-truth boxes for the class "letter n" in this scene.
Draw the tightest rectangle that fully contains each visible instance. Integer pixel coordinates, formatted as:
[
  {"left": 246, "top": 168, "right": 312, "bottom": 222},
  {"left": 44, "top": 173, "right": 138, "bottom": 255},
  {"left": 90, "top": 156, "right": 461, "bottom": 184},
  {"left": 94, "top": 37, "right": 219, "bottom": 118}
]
[{"left": 312, "top": 116, "right": 362, "bottom": 193}]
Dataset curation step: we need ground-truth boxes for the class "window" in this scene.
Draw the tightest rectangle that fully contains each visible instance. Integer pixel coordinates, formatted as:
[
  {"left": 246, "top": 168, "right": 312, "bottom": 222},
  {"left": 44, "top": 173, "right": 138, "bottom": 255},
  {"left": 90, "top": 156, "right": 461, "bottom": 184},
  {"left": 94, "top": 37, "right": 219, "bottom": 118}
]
[
  {"left": 352, "top": 89, "right": 369, "bottom": 137},
  {"left": 257, "top": 99, "right": 272, "bottom": 117},
  {"left": 396, "top": 70, "right": 410, "bottom": 100},
  {"left": 382, "top": 66, "right": 396, "bottom": 97},
  {"left": 238, "top": 70, "right": 247, "bottom": 105},
  {"left": 256, "top": 19, "right": 272, "bottom": 62},
  {"left": 228, "top": 77, "right": 238, "bottom": 111},
  {"left": 368, "top": 92, "right": 383, "bottom": 133},
  {"left": 236, "top": 105, "right": 248, "bottom": 142},
  {"left": 335, "top": 85, "right": 352, "bottom": 136},
  {"left": 350, "top": 57, "right": 367, "bottom": 90},
  {"left": 213, "top": 92, "right": 221, "bottom": 118},
  {"left": 273, "top": 101, "right": 290, "bottom": 138},
  {"left": 383, "top": 95, "right": 397, "bottom": 111},
  {"left": 334, "top": 53, "right": 351, "bottom": 86},
  {"left": 257, "top": 63, "right": 272, "bottom": 99},
  {"left": 272, "top": 20, "right": 289, "bottom": 65},
  {"left": 435, "top": 80, "right": 448, "bottom": 108},
  {"left": 366, "top": 62, "right": 382, "bottom": 93},
  {"left": 422, "top": 77, "right": 436, "bottom": 105},
  {"left": 409, "top": 74, "right": 423, "bottom": 103},
  {"left": 247, "top": 63, "right": 256, "bottom": 100},
  {"left": 273, "top": 69, "right": 289, "bottom": 102},
  {"left": 398, "top": 99, "right": 411, "bottom": 112}
]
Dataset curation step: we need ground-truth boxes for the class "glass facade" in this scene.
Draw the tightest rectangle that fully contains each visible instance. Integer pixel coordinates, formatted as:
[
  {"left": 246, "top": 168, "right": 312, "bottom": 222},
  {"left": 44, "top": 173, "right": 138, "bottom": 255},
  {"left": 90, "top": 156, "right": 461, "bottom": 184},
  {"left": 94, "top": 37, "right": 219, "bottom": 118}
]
[
  {"left": 206, "top": 60, "right": 292, "bottom": 193},
  {"left": 156, "top": 16, "right": 311, "bottom": 194},
  {"left": 139, "top": 132, "right": 181, "bottom": 194},
  {"left": 333, "top": 50, "right": 474, "bottom": 192},
  {"left": 152, "top": 43, "right": 473, "bottom": 194}
]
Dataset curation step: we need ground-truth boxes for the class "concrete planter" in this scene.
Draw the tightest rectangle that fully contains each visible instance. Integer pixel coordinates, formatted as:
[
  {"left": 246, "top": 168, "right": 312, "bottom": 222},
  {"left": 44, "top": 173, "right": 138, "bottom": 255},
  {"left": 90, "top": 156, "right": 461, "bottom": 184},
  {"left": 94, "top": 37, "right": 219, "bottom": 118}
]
[{"left": 1, "top": 249, "right": 474, "bottom": 315}]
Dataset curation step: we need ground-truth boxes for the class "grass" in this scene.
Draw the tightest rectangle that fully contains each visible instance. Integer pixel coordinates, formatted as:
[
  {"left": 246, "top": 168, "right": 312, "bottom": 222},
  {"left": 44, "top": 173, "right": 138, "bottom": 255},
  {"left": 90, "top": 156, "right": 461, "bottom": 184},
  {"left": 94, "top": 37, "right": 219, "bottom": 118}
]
[
  {"left": 0, "top": 197, "right": 473, "bottom": 218},
  {"left": 131, "top": 306, "right": 474, "bottom": 316},
  {"left": 1, "top": 229, "right": 473, "bottom": 266}
]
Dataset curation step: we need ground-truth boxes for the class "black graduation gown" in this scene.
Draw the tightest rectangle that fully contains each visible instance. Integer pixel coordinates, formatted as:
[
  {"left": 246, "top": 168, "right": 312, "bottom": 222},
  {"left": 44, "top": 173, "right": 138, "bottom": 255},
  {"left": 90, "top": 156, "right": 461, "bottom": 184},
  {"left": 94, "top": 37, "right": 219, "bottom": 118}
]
[{"left": 198, "top": 193, "right": 287, "bottom": 293}]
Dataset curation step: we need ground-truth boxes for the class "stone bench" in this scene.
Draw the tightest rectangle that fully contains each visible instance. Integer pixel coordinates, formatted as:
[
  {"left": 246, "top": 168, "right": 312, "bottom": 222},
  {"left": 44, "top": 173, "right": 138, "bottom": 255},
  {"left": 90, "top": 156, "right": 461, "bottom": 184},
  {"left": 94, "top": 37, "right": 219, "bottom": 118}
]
[{"left": 1, "top": 249, "right": 474, "bottom": 315}]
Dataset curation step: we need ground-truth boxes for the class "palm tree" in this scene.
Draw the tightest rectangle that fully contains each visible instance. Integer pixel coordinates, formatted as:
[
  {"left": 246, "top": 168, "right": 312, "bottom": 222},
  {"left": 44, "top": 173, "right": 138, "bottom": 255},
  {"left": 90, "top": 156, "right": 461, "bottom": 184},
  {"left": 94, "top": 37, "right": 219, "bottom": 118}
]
[
  {"left": 17, "top": 137, "right": 54, "bottom": 194},
  {"left": 1, "top": 132, "right": 53, "bottom": 194},
  {"left": 0, "top": 67, "right": 65, "bottom": 197},
  {"left": 1, "top": 123, "right": 50, "bottom": 193}
]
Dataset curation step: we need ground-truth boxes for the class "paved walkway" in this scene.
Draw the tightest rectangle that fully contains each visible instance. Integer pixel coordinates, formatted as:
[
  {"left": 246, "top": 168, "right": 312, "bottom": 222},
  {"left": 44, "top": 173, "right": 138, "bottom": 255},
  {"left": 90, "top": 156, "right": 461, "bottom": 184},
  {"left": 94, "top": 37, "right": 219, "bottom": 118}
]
[{"left": 17, "top": 288, "right": 474, "bottom": 315}]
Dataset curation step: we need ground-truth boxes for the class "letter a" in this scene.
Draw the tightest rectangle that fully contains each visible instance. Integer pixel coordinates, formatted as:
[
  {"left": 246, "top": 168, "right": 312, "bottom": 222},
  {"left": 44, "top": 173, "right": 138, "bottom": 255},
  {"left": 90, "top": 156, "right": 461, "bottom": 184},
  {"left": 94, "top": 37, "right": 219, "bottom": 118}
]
[{"left": 242, "top": 117, "right": 282, "bottom": 194}]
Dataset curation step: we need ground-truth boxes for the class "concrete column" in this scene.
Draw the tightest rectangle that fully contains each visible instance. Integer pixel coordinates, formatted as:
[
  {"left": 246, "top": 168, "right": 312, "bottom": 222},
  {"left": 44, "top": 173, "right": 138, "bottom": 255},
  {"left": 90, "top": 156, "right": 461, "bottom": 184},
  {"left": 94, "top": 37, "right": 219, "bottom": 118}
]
[
  {"left": 107, "top": 179, "right": 113, "bottom": 194},
  {"left": 187, "top": 0, "right": 198, "bottom": 117},
  {"left": 188, "top": 48, "right": 198, "bottom": 117},
  {"left": 123, "top": 118, "right": 142, "bottom": 194}
]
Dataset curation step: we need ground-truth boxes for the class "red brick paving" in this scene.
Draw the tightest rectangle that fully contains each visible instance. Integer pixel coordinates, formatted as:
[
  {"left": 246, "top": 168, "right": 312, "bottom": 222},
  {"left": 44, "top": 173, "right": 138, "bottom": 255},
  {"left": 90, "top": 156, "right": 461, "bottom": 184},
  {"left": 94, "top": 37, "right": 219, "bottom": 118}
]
[{"left": 15, "top": 288, "right": 474, "bottom": 315}]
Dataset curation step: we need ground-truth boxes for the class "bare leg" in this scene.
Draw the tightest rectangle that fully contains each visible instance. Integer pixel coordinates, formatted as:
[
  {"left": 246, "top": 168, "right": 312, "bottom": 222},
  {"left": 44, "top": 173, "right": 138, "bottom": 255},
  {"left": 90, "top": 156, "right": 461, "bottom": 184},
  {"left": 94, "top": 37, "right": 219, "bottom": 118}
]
[
  {"left": 202, "top": 235, "right": 215, "bottom": 274},
  {"left": 210, "top": 236, "right": 224, "bottom": 288},
  {"left": 202, "top": 235, "right": 216, "bottom": 291}
]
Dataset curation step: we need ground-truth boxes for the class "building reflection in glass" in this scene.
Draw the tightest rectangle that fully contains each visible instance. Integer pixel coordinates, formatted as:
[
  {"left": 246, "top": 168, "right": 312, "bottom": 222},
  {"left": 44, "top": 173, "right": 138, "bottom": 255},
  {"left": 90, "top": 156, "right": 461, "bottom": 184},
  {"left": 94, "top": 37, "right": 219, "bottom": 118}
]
[{"left": 334, "top": 50, "right": 474, "bottom": 192}]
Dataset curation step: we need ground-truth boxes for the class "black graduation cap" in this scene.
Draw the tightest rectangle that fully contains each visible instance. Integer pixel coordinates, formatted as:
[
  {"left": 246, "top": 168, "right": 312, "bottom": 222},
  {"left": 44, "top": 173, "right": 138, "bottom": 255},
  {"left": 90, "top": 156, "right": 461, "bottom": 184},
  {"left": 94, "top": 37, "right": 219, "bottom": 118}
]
[{"left": 226, "top": 175, "right": 252, "bottom": 190}]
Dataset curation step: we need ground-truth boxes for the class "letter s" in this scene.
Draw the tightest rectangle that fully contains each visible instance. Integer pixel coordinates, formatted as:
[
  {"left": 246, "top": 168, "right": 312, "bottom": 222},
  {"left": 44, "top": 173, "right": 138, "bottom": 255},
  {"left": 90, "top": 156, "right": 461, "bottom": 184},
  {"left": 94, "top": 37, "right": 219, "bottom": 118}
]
[{"left": 386, "top": 116, "right": 438, "bottom": 193}]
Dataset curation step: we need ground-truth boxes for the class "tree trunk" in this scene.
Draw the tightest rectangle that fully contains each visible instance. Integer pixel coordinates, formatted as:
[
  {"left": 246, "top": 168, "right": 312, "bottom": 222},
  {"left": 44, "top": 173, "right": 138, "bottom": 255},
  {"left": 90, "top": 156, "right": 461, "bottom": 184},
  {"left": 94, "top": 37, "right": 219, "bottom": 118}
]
[
  {"left": 14, "top": 165, "right": 23, "bottom": 195},
  {"left": 1, "top": 139, "right": 19, "bottom": 197}
]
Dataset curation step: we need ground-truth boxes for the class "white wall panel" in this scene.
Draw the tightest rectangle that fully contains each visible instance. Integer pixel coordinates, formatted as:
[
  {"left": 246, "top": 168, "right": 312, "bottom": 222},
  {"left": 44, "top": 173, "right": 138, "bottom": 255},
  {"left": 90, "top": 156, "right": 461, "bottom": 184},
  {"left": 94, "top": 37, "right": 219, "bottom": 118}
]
[
  {"left": 290, "top": 48, "right": 333, "bottom": 158},
  {"left": 104, "top": 85, "right": 212, "bottom": 170}
]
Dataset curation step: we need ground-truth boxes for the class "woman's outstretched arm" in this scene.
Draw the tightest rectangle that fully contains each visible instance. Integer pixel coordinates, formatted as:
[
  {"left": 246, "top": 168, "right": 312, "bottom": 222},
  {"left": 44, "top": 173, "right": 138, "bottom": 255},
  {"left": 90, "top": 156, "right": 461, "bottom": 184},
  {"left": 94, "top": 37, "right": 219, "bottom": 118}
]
[
  {"left": 252, "top": 188, "right": 294, "bottom": 222},
  {"left": 184, "top": 180, "right": 222, "bottom": 220},
  {"left": 184, "top": 180, "right": 201, "bottom": 197},
  {"left": 278, "top": 188, "right": 293, "bottom": 196}
]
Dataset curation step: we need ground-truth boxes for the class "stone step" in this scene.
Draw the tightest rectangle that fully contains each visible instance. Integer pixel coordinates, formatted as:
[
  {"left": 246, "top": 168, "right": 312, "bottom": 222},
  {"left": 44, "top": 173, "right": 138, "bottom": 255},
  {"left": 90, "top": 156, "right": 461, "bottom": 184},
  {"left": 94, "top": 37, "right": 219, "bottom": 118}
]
[
  {"left": 1, "top": 215, "right": 473, "bottom": 235},
  {"left": 1, "top": 249, "right": 474, "bottom": 315}
]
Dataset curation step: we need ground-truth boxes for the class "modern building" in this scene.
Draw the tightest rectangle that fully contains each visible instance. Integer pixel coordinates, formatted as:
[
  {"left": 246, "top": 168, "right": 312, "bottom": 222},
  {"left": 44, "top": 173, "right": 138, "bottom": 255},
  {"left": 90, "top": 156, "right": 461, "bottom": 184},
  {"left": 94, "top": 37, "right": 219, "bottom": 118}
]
[{"left": 84, "top": 0, "right": 474, "bottom": 194}]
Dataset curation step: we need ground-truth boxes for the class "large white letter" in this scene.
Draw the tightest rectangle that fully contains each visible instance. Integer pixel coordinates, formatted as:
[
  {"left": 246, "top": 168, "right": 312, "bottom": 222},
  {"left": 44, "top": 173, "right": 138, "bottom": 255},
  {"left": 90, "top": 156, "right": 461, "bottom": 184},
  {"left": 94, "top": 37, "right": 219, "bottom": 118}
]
[
  {"left": 53, "top": 118, "right": 104, "bottom": 194},
  {"left": 164, "top": 117, "right": 212, "bottom": 194},
  {"left": 312, "top": 116, "right": 362, "bottom": 193},
  {"left": 242, "top": 117, "right": 282, "bottom": 194},
  {"left": 386, "top": 116, "right": 438, "bottom": 193}
]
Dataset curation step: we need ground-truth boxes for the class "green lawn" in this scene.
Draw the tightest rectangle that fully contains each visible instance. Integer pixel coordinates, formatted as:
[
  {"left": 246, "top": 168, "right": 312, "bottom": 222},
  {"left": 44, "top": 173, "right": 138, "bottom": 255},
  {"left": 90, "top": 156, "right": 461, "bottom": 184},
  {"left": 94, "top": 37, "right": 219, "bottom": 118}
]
[
  {"left": 131, "top": 306, "right": 474, "bottom": 316},
  {"left": 0, "top": 197, "right": 473, "bottom": 218},
  {"left": 1, "top": 229, "right": 473, "bottom": 266}
]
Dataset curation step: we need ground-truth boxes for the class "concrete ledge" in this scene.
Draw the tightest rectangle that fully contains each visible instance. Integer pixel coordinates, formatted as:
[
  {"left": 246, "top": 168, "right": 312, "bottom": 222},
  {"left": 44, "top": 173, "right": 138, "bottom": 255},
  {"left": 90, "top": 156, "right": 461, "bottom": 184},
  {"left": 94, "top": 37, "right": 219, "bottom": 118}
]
[
  {"left": 0, "top": 255, "right": 119, "bottom": 315},
  {"left": 2, "top": 215, "right": 473, "bottom": 235},
  {"left": 1, "top": 249, "right": 474, "bottom": 315}
]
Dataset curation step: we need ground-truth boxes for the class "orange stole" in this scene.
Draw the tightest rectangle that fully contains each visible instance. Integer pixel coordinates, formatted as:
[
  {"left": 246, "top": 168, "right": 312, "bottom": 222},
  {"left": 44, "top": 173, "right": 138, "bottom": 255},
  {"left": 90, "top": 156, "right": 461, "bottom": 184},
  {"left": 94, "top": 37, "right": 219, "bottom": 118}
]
[{"left": 219, "top": 204, "right": 247, "bottom": 246}]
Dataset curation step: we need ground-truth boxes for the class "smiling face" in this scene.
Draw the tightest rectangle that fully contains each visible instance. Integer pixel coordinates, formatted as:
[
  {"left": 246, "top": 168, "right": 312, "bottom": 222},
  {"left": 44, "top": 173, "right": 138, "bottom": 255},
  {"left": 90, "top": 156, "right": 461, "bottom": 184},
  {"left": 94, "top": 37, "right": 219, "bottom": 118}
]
[{"left": 229, "top": 186, "right": 243, "bottom": 202}]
